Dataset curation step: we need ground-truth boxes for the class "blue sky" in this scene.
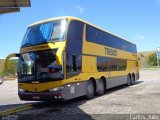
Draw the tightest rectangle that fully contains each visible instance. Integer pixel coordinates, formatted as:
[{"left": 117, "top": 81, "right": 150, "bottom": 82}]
[{"left": 0, "top": 0, "right": 160, "bottom": 58}]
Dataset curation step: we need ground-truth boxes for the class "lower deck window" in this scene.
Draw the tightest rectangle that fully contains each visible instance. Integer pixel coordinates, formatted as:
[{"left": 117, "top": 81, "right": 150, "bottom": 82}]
[{"left": 97, "top": 57, "right": 127, "bottom": 72}]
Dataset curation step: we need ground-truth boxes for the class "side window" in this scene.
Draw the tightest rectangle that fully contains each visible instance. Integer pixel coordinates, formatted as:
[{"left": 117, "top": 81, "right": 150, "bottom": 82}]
[
  {"left": 97, "top": 57, "right": 127, "bottom": 71},
  {"left": 67, "top": 21, "right": 83, "bottom": 43},
  {"left": 86, "top": 25, "right": 98, "bottom": 43},
  {"left": 86, "top": 25, "right": 137, "bottom": 53},
  {"left": 66, "top": 20, "right": 84, "bottom": 78},
  {"left": 66, "top": 54, "right": 82, "bottom": 73}
]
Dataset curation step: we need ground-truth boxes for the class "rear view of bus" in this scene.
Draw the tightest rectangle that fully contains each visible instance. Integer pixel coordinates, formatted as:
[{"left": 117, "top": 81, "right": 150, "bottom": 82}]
[{"left": 5, "top": 16, "right": 139, "bottom": 101}]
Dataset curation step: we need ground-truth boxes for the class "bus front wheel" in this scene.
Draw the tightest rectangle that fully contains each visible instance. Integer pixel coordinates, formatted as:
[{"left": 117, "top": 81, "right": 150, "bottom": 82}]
[{"left": 85, "top": 80, "right": 95, "bottom": 99}]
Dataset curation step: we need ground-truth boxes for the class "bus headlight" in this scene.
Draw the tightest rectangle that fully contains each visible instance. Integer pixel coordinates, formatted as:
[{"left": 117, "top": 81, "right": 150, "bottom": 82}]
[
  {"left": 19, "top": 88, "right": 26, "bottom": 92},
  {"left": 49, "top": 86, "right": 64, "bottom": 92}
]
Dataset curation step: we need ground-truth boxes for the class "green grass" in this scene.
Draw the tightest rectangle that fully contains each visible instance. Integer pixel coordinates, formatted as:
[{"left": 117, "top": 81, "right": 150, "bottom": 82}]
[
  {"left": 140, "top": 66, "right": 160, "bottom": 70},
  {"left": 0, "top": 59, "right": 5, "bottom": 75}
]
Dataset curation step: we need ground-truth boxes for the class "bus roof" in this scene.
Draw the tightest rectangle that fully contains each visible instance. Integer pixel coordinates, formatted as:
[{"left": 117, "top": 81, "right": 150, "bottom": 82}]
[{"left": 29, "top": 16, "right": 135, "bottom": 45}]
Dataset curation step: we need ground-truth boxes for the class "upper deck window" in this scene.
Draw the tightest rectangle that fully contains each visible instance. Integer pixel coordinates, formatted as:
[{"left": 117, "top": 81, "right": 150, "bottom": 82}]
[
  {"left": 21, "top": 19, "right": 67, "bottom": 47},
  {"left": 86, "top": 25, "right": 137, "bottom": 53}
]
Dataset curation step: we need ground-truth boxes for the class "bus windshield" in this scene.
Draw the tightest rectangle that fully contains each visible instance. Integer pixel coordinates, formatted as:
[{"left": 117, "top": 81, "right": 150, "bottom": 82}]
[
  {"left": 21, "top": 19, "right": 67, "bottom": 47},
  {"left": 18, "top": 50, "right": 64, "bottom": 83}
]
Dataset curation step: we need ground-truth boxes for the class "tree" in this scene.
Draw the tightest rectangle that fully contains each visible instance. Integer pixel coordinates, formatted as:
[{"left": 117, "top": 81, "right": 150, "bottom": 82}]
[
  {"left": 147, "top": 52, "right": 157, "bottom": 66},
  {"left": 3, "top": 59, "right": 18, "bottom": 76},
  {"left": 0, "top": 59, "right": 4, "bottom": 76}
]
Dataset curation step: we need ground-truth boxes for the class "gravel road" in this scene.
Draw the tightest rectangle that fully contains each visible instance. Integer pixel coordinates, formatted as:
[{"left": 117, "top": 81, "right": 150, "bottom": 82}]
[{"left": 0, "top": 70, "right": 160, "bottom": 120}]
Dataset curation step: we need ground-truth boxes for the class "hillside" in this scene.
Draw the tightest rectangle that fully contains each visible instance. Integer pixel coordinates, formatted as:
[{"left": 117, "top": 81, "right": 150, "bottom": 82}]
[
  {"left": 138, "top": 51, "right": 155, "bottom": 58},
  {"left": 138, "top": 51, "right": 156, "bottom": 68}
]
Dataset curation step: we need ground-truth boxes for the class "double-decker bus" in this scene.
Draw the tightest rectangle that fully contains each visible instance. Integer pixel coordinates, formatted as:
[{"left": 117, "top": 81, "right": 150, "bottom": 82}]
[{"left": 5, "top": 16, "right": 139, "bottom": 101}]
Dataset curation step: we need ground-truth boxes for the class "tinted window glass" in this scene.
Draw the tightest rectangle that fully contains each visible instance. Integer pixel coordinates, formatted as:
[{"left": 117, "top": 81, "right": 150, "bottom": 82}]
[
  {"left": 67, "top": 21, "right": 83, "bottom": 41},
  {"left": 18, "top": 50, "right": 64, "bottom": 83},
  {"left": 97, "top": 57, "right": 127, "bottom": 71},
  {"left": 21, "top": 19, "right": 67, "bottom": 47},
  {"left": 66, "top": 20, "right": 84, "bottom": 55},
  {"left": 86, "top": 25, "right": 137, "bottom": 53},
  {"left": 66, "top": 55, "right": 82, "bottom": 73}
]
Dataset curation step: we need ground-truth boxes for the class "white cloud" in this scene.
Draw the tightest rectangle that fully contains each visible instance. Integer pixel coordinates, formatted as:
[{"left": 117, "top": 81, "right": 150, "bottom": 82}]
[
  {"left": 75, "top": 5, "right": 85, "bottom": 14},
  {"left": 134, "top": 35, "right": 146, "bottom": 40}
]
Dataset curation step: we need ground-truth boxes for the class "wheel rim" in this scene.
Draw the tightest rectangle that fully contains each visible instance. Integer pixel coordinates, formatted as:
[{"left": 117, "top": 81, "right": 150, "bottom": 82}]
[
  {"left": 128, "top": 75, "right": 131, "bottom": 86},
  {"left": 131, "top": 75, "right": 135, "bottom": 85},
  {"left": 88, "top": 83, "right": 94, "bottom": 95},
  {"left": 99, "top": 82, "right": 104, "bottom": 92},
  {"left": 98, "top": 80, "right": 105, "bottom": 95}
]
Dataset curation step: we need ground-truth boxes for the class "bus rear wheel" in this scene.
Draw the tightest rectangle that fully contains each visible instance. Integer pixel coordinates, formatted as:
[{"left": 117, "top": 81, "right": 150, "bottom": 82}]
[
  {"left": 97, "top": 79, "right": 105, "bottom": 96},
  {"left": 85, "top": 80, "right": 95, "bottom": 99},
  {"left": 127, "top": 75, "right": 131, "bottom": 86},
  {"left": 131, "top": 74, "right": 135, "bottom": 85}
]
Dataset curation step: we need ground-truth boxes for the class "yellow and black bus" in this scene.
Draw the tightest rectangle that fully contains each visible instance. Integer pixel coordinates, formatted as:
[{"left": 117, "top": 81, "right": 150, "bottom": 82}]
[{"left": 5, "top": 16, "right": 139, "bottom": 101}]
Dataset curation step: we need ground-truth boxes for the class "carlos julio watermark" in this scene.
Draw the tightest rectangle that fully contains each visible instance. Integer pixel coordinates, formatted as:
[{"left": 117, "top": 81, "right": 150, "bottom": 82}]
[
  {"left": 130, "top": 114, "right": 160, "bottom": 120},
  {"left": 1, "top": 114, "right": 160, "bottom": 120}
]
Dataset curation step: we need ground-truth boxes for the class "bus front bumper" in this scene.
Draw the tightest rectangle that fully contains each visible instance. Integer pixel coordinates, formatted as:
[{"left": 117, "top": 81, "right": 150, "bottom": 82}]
[{"left": 18, "top": 91, "right": 67, "bottom": 101}]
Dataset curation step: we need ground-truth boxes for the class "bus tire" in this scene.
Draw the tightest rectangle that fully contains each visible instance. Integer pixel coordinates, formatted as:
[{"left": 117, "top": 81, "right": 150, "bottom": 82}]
[
  {"left": 127, "top": 75, "right": 131, "bottom": 86},
  {"left": 85, "top": 80, "right": 95, "bottom": 99},
  {"left": 97, "top": 79, "right": 105, "bottom": 96},
  {"left": 131, "top": 74, "right": 135, "bottom": 85}
]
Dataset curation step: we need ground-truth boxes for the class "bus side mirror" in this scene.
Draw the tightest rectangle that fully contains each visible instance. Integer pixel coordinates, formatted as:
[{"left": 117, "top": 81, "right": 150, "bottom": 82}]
[
  {"left": 4, "top": 53, "right": 20, "bottom": 70},
  {"left": 16, "top": 54, "right": 20, "bottom": 57}
]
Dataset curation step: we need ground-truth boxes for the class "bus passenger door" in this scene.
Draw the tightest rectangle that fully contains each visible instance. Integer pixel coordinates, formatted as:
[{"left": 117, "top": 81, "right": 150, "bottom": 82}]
[{"left": 66, "top": 20, "right": 84, "bottom": 78}]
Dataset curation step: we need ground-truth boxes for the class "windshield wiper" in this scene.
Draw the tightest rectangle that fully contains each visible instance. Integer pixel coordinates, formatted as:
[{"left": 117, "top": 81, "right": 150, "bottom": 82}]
[{"left": 19, "top": 75, "right": 35, "bottom": 83}]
